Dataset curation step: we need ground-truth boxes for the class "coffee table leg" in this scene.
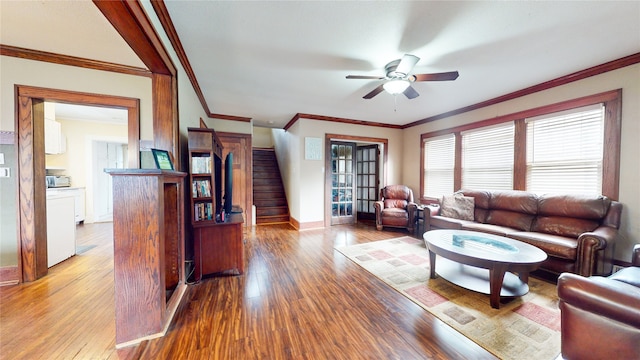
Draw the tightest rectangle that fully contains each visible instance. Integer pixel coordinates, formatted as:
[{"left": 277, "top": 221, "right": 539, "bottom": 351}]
[
  {"left": 428, "top": 249, "right": 437, "bottom": 279},
  {"left": 489, "top": 265, "right": 507, "bottom": 309}
]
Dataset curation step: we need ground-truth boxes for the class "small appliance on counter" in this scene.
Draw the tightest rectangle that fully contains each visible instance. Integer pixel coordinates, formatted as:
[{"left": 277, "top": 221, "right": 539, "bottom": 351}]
[{"left": 46, "top": 175, "right": 71, "bottom": 188}]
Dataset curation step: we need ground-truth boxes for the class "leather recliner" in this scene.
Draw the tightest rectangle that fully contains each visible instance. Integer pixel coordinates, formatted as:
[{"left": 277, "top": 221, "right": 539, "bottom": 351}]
[
  {"left": 557, "top": 244, "right": 640, "bottom": 359},
  {"left": 374, "top": 185, "right": 417, "bottom": 233}
]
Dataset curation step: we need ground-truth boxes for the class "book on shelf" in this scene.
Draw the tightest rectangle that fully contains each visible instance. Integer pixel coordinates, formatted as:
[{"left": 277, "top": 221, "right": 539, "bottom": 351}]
[
  {"left": 193, "top": 202, "right": 214, "bottom": 221},
  {"left": 192, "top": 179, "right": 211, "bottom": 198},
  {"left": 191, "top": 156, "right": 212, "bottom": 174}
]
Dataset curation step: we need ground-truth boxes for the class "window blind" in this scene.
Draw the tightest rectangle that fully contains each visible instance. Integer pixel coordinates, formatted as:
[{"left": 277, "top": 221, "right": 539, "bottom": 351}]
[
  {"left": 526, "top": 104, "right": 604, "bottom": 195},
  {"left": 423, "top": 134, "right": 455, "bottom": 198},
  {"left": 461, "top": 122, "right": 514, "bottom": 190}
]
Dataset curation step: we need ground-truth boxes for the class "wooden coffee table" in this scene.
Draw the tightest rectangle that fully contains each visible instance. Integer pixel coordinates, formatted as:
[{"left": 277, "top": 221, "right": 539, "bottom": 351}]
[{"left": 423, "top": 229, "right": 547, "bottom": 309}]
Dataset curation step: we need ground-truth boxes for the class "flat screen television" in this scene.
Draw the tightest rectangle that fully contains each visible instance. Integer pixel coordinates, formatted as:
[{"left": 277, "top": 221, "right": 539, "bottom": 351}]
[{"left": 223, "top": 152, "right": 233, "bottom": 214}]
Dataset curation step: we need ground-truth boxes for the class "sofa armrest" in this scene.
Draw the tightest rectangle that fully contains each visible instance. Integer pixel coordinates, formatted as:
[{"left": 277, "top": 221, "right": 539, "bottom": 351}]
[
  {"left": 558, "top": 273, "right": 640, "bottom": 328},
  {"left": 576, "top": 226, "right": 617, "bottom": 276},
  {"left": 374, "top": 201, "right": 384, "bottom": 227},
  {"left": 407, "top": 202, "right": 418, "bottom": 224},
  {"left": 423, "top": 204, "right": 440, "bottom": 231}
]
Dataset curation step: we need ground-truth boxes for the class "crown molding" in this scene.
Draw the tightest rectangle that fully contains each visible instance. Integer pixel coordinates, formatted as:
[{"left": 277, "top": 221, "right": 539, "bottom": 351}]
[
  {"left": 284, "top": 113, "right": 403, "bottom": 131},
  {"left": 403, "top": 52, "right": 640, "bottom": 129},
  {"left": 0, "top": 44, "right": 151, "bottom": 78}
]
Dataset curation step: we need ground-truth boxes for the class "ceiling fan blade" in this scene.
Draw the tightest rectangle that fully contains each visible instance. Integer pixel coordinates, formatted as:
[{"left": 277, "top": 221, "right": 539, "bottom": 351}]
[
  {"left": 395, "top": 54, "right": 420, "bottom": 75},
  {"left": 363, "top": 84, "right": 385, "bottom": 99},
  {"left": 346, "top": 75, "right": 385, "bottom": 80},
  {"left": 403, "top": 86, "right": 419, "bottom": 99},
  {"left": 413, "top": 71, "right": 459, "bottom": 82}
]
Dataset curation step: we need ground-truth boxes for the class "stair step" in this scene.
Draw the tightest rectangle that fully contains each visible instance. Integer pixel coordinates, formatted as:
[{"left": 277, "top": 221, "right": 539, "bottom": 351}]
[
  {"left": 256, "top": 206, "right": 289, "bottom": 217},
  {"left": 253, "top": 148, "right": 290, "bottom": 225},
  {"left": 256, "top": 214, "right": 290, "bottom": 224},
  {"left": 254, "top": 198, "right": 288, "bottom": 207}
]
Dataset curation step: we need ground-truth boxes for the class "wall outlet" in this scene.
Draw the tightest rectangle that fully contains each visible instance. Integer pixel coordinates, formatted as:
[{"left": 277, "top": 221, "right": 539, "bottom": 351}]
[
  {"left": 0, "top": 153, "right": 4, "bottom": 165},
  {"left": 0, "top": 167, "right": 9, "bottom": 177}
]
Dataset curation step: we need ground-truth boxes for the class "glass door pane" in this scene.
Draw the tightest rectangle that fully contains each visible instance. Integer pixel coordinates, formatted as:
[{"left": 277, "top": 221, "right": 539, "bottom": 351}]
[{"left": 330, "top": 141, "right": 356, "bottom": 225}]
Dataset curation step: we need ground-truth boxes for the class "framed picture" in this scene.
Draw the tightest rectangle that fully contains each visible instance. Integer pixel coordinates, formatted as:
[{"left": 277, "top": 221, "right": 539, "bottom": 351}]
[{"left": 151, "top": 148, "right": 174, "bottom": 170}]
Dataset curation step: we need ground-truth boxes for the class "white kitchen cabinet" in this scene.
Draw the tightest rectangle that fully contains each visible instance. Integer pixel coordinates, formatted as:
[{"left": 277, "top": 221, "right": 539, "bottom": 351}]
[
  {"left": 45, "top": 118, "right": 66, "bottom": 154},
  {"left": 46, "top": 192, "right": 76, "bottom": 267}
]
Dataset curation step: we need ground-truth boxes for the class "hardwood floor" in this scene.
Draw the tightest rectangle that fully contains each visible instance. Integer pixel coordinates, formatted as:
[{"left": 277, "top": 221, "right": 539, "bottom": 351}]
[{"left": 0, "top": 222, "right": 496, "bottom": 359}]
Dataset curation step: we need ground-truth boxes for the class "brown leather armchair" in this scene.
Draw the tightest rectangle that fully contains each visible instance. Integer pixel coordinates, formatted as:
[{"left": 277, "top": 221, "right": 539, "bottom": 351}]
[
  {"left": 374, "top": 185, "right": 417, "bottom": 233},
  {"left": 557, "top": 244, "right": 640, "bottom": 359}
]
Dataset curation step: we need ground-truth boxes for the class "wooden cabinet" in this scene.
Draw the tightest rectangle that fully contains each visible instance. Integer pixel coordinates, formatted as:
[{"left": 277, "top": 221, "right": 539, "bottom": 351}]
[
  {"left": 193, "top": 213, "right": 244, "bottom": 280},
  {"left": 107, "top": 169, "right": 187, "bottom": 348},
  {"left": 188, "top": 127, "right": 244, "bottom": 280}
]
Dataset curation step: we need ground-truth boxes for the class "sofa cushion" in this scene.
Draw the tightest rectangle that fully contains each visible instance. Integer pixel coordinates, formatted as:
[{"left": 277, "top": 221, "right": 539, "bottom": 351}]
[
  {"left": 508, "top": 231, "right": 577, "bottom": 260},
  {"left": 608, "top": 267, "right": 640, "bottom": 288},
  {"left": 531, "top": 216, "right": 600, "bottom": 238},
  {"left": 381, "top": 208, "right": 409, "bottom": 227},
  {"left": 489, "top": 190, "right": 538, "bottom": 214},
  {"left": 429, "top": 215, "right": 475, "bottom": 230},
  {"left": 486, "top": 210, "right": 535, "bottom": 231},
  {"left": 441, "top": 194, "right": 474, "bottom": 221},
  {"left": 462, "top": 223, "right": 520, "bottom": 237},
  {"left": 384, "top": 199, "right": 407, "bottom": 209},
  {"left": 457, "top": 189, "right": 491, "bottom": 223},
  {"left": 537, "top": 193, "right": 611, "bottom": 220}
]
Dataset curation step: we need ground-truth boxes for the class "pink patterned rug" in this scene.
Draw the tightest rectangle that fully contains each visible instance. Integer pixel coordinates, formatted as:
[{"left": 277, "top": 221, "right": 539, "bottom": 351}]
[{"left": 336, "top": 236, "right": 561, "bottom": 360}]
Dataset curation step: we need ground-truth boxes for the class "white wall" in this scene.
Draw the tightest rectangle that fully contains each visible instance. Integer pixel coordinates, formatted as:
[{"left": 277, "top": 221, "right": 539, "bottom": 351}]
[
  {"left": 273, "top": 118, "right": 404, "bottom": 225},
  {"left": 402, "top": 63, "right": 640, "bottom": 263}
]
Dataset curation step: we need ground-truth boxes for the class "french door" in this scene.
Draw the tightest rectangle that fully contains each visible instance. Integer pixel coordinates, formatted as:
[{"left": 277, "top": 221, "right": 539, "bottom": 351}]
[
  {"left": 356, "top": 145, "right": 379, "bottom": 221},
  {"left": 329, "top": 141, "right": 356, "bottom": 225}
]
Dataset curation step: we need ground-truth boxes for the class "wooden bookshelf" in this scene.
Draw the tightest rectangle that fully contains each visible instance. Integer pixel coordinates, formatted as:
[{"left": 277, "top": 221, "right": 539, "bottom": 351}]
[{"left": 188, "top": 127, "right": 244, "bottom": 280}]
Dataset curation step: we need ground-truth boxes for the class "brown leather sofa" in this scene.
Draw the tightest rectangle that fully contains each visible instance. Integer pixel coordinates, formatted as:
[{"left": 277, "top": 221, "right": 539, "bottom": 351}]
[
  {"left": 557, "top": 245, "right": 640, "bottom": 359},
  {"left": 374, "top": 185, "right": 417, "bottom": 233},
  {"left": 425, "top": 190, "right": 622, "bottom": 276}
]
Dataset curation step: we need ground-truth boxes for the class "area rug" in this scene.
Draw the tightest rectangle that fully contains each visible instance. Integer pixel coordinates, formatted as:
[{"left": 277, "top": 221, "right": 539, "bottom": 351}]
[{"left": 335, "top": 236, "right": 561, "bottom": 360}]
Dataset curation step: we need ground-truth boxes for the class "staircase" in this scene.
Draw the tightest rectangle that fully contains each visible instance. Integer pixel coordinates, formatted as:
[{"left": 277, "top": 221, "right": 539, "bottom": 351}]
[{"left": 253, "top": 149, "right": 290, "bottom": 225}]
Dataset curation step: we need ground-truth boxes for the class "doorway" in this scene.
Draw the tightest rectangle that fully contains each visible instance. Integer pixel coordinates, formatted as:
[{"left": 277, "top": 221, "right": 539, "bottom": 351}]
[
  {"left": 93, "top": 140, "right": 127, "bottom": 222},
  {"left": 16, "top": 85, "right": 140, "bottom": 282},
  {"left": 324, "top": 134, "right": 388, "bottom": 227}
]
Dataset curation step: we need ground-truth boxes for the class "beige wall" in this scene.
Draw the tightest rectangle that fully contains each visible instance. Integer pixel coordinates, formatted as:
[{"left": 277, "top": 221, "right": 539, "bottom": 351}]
[
  {"left": 253, "top": 126, "right": 275, "bottom": 148},
  {"left": 46, "top": 118, "right": 128, "bottom": 223},
  {"left": 0, "top": 55, "right": 154, "bottom": 267},
  {"left": 273, "top": 118, "right": 404, "bottom": 225},
  {"left": 401, "top": 63, "right": 640, "bottom": 263}
]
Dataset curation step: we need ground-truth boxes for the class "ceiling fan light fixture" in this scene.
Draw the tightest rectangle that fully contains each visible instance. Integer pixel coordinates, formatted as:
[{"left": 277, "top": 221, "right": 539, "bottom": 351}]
[{"left": 383, "top": 79, "right": 410, "bottom": 95}]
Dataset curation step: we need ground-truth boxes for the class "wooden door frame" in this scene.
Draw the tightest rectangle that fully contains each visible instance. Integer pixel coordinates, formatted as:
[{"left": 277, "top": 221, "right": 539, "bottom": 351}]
[
  {"left": 217, "top": 131, "right": 253, "bottom": 227},
  {"left": 324, "top": 134, "right": 388, "bottom": 227},
  {"left": 15, "top": 85, "right": 140, "bottom": 282}
]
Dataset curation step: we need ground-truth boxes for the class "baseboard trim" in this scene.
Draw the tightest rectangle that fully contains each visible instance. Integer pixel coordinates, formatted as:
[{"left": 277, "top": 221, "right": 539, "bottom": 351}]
[
  {"left": 289, "top": 217, "right": 324, "bottom": 231},
  {"left": 0, "top": 266, "right": 20, "bottom": 286}
]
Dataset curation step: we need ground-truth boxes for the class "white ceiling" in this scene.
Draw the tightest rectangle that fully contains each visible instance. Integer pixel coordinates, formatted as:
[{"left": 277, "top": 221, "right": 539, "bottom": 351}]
[{"left": 2, "top": 1, "right": 639, "bottom": 129}]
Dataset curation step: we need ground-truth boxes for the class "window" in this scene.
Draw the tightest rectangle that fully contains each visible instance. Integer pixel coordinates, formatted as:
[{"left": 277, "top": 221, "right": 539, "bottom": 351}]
[
  {"left": 418, "top": 90, "right": 621, "bottom": 201},
  {"left": 462, "top": 122, "right": 514, "bottom": 190},
  {"left": 526, "top": 104, "right": 604, "bottom": 196},
  {"left": 423, "top": 134, "right": 455, "bottom": 198}
]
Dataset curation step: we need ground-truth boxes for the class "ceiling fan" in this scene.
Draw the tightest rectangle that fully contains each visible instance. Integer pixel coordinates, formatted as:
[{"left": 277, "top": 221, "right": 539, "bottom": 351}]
[{"left": 346, "top": 54, "right": 459, "bottom": 99}]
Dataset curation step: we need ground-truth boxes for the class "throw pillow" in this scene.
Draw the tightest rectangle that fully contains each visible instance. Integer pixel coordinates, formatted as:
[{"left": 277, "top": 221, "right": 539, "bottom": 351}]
[{"left": 440, "top": 194, "right": 475, "bottom": 221}]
